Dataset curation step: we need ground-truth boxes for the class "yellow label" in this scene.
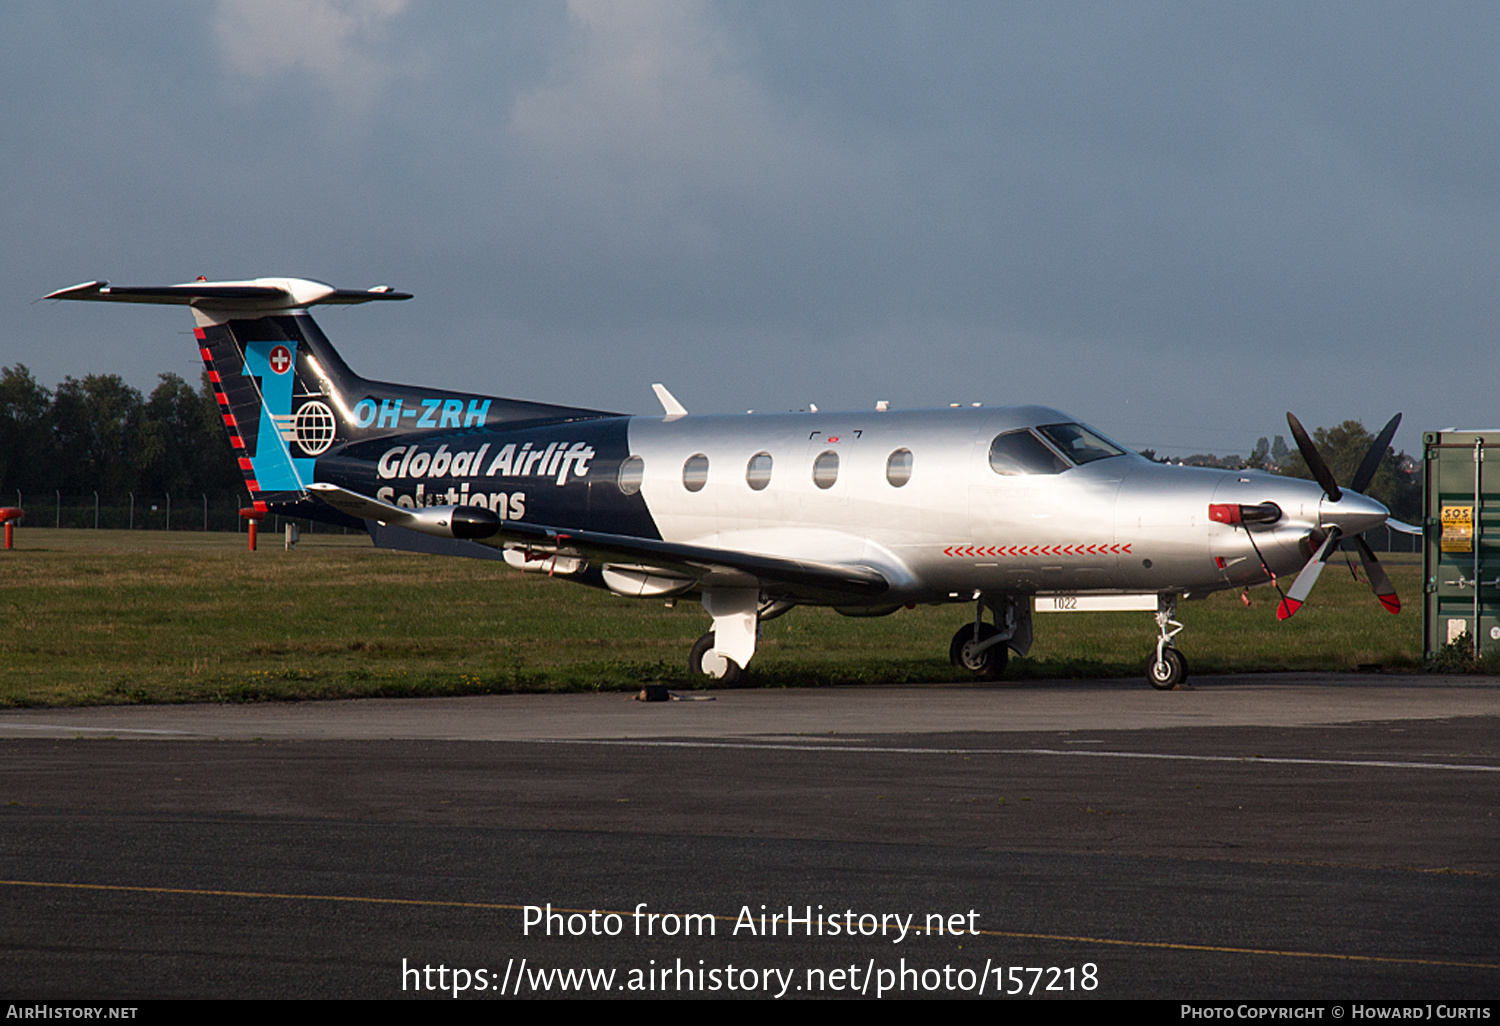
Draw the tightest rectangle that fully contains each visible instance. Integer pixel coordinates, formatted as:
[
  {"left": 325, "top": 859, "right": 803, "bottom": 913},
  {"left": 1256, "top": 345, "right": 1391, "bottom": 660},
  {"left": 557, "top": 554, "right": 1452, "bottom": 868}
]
[{"left": 1441, "top": 505, "right": 1474, "bottom": 553}]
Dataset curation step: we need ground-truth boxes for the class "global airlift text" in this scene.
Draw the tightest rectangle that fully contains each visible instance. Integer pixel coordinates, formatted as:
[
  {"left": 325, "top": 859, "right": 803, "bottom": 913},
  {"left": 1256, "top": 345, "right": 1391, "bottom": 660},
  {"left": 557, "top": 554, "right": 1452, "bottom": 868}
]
[{"left": 377, "top": 441, "right": 596, "bottom": 485}]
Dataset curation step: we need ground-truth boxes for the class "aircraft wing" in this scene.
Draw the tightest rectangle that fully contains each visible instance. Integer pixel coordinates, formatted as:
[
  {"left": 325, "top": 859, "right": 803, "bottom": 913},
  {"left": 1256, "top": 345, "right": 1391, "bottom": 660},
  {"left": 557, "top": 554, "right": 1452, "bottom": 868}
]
[{"left": 307, "top": 483, "right": 889, "bottom": 599}]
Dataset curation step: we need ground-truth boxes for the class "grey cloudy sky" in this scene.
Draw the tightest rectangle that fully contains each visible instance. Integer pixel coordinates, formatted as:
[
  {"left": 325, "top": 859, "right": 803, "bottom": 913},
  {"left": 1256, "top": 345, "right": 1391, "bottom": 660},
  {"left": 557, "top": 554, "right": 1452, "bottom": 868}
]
[{"left": 5, "top": 1, "right": 1496, "bottom": 457}]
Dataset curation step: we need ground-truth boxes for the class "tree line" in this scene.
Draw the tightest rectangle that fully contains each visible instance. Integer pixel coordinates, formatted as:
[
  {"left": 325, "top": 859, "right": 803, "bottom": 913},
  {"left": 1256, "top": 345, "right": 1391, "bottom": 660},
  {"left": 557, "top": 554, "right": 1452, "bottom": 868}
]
[{"left": 0, "top": 364, "right": 242, "bottom": 507}]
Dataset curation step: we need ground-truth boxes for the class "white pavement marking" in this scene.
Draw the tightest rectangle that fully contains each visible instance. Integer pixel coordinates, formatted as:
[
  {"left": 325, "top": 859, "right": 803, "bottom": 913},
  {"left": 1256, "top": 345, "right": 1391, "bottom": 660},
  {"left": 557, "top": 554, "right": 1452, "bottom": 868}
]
[
  {"left": 519, "top": 738, "right": 1500, "bottom": 774},
  {"left": 0, "top": 724, "right": 193, "bottom": 735}
]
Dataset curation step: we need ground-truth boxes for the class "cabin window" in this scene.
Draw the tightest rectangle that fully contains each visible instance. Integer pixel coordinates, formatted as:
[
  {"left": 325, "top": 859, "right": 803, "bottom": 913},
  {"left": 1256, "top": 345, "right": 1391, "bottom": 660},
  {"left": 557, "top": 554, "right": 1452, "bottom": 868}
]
[
  {"left": 746, "top": 452, "right": 773, "bottom": 490},
  {"left": 617, "top": 455, "right": 645, "bottom": 495},
  {"left": 885, "top": 448, "right": 913, "bottom": 487},
  {"left": 682, "top": 453, "right": 709, "bottom": 492},
  {"left": 812, "top": 450, "right": 839, "bottom": 489},
  {"left": 988, "top": 429, "right": 1068, "bottom": 476},
  {"left": 1035, "top": 423, "right": 1126, "bottom": 466}
]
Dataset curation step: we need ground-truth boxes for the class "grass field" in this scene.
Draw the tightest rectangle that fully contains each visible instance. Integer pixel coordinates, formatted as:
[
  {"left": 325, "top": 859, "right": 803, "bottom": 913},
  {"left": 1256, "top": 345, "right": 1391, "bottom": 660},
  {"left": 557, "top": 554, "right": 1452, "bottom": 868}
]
[{"left": 0, "top": 529, "right": 1426, "bottom": 707}]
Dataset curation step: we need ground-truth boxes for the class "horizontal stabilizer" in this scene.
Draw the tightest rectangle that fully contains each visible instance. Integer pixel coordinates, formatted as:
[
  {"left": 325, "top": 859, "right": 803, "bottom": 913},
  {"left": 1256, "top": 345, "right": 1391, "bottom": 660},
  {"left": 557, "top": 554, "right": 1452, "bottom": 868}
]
[{"left": 43, "top": 278, "right": 411, "bottom": 311}]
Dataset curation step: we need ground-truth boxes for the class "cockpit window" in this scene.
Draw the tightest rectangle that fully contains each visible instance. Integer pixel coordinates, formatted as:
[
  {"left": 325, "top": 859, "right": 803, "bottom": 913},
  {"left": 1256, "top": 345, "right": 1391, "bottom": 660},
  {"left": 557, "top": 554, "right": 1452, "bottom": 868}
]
[
  {"left": 988, "top": 429, "right": 1069, "bottom": 475},
  {"left": 1035, "top": 423, "right": 1126, "bottom": 466}
]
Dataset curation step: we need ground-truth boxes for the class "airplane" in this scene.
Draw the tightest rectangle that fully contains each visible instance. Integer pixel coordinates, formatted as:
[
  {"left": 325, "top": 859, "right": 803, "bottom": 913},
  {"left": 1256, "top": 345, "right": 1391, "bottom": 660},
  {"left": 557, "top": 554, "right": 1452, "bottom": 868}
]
[{"left": 45, "top": 277, "right": 1418, "bottom": 689}]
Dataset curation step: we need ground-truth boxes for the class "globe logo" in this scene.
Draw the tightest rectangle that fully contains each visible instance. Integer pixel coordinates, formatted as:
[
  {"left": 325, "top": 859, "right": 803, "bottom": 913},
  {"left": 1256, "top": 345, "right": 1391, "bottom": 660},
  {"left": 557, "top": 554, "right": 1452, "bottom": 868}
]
[{"left": 294, "top": 400, "right": 337, "bottom": 456}]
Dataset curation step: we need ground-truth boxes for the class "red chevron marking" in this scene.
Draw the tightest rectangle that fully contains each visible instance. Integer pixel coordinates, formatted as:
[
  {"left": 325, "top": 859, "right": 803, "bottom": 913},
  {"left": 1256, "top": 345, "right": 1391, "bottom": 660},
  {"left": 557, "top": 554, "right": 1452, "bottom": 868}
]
[{"left": 948, "top": 540, "right": 1131, "bottom": 558}]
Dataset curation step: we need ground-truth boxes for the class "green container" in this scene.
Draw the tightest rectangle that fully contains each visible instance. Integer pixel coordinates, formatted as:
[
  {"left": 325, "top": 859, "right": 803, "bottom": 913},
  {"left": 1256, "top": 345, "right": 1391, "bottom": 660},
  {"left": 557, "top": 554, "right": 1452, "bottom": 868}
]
[{"left": 1423, "top": 431, "right": 1500, "bottom": 659}]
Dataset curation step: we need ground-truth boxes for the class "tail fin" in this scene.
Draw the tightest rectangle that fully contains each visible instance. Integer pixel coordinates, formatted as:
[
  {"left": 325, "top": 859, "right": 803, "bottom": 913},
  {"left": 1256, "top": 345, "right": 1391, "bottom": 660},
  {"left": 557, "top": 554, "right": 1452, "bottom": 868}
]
[
  {"left": 46, "top": 277, "right": 617, "bottom": 516},
  {"left": 195, "top": 309, "right": 350, "bottom": 510}
]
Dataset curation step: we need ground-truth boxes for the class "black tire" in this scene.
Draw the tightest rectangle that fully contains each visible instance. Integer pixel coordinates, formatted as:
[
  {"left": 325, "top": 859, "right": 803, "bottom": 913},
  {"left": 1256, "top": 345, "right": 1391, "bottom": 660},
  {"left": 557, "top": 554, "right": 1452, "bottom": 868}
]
[
  {"left": 949, "top": 623, "right": 1009, "bottom": 679},
  {"left": 1148, "top": 648, "right": 1187, "bottom": 690},
  {"left": 689, "top": 631, "right": 743, "bottom": 686}
]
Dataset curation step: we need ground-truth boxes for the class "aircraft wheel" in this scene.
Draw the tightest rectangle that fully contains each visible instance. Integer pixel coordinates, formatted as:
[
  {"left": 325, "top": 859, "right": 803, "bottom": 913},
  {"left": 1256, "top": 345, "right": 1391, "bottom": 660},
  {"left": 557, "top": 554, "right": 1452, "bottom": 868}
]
[
  {"left": 689, "top": 631, "right": 743, "bottom": 686},
  {"left": 949, "top": 623, "right": 1008, "bottom": 679},
  {"left": 1148, "top": 648, "right": 1187, "bottom": 690}
]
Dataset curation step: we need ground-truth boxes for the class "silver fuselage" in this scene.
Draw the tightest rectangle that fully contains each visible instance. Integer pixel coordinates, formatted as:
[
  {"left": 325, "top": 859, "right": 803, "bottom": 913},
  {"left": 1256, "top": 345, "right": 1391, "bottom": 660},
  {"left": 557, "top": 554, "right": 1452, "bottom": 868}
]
[{"left": 625, "top": 404, "right": 1387, "bottom": 605}]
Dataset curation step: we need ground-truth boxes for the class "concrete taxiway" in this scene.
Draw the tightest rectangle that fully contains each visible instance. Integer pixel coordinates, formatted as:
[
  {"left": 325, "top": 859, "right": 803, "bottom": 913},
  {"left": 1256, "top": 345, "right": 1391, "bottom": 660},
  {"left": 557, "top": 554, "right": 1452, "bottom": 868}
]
[
  {"left": 1, "top": 672, "right": 1496, "bottom": 740},
  {"left": 2, "top": 673, "right": 1497, "bottom": 1000}
]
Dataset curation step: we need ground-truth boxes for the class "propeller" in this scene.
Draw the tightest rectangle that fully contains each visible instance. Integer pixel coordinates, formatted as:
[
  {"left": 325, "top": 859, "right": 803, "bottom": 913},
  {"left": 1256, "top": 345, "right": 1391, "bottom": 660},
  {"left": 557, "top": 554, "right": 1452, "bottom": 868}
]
[{"left": 1277, "top": 412, "right": 1402, "bottom": 620}]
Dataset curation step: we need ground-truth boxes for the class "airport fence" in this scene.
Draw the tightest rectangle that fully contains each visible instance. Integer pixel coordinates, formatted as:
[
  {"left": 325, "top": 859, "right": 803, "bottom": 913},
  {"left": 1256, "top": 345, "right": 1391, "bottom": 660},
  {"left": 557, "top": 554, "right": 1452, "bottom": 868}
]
[
  {"left": 2, "top": 491, "right": 352, "bottom": 535},
  {"left": 1365, "top": 524, "right": 1420, "bottom": 554}
]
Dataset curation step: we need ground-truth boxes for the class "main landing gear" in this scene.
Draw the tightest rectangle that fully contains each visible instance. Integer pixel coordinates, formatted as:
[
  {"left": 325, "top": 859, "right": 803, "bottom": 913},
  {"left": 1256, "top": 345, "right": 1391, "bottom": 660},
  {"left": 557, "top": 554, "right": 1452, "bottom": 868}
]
[
  {"left": 950, "top": 622, "right": 1006, "bottom": 678},
  {"left": 950, "top": 593, "right": 1032, "bottom": 680},
  {"left": 687, "top": 590, "right": 795, "bottom": 686},
  {"left": 690, "top": 630, "right": 743, "bottom": 686},
  {"left": 1148, "top": 593, "right": 1187, "bottom": 689}
]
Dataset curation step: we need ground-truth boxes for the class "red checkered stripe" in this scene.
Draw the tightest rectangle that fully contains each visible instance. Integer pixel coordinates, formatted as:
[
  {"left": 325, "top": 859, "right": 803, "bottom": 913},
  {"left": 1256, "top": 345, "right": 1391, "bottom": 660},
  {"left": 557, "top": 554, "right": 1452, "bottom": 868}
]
[
  {"left": 943, "top": 543, "right": 1131, "bottom": 557},
  {"left": 196, "top": 326, "right": 268, "bottom": 514}
]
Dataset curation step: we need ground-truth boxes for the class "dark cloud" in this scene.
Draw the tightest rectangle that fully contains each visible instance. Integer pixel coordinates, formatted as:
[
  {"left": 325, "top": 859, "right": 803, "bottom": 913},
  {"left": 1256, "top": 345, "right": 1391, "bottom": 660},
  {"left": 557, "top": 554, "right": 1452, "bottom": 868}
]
[{"left": 4, "top": 2, "right": 1496, "bottom": 457}]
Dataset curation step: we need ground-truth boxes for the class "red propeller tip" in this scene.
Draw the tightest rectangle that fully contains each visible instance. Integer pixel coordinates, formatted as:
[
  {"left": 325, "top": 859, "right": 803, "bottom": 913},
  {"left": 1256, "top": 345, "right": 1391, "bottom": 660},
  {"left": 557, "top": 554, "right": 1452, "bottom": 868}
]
[
  {"left": 1378, "top": 593, "right": 1401, "bottom": 615},
  {"left": 1276, "top": 597, "right": 1302, "bottom": 621}
]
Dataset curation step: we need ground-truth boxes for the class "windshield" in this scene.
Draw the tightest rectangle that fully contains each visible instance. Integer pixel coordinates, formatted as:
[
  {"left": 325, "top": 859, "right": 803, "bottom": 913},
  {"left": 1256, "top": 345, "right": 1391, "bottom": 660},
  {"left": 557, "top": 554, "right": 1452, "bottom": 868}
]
[
  {"left": 988, "top": 429, "right": 1069, "bottom": 475},
  {"left": 1035, "top": 423, "right": 1126, "bottom": 466}
]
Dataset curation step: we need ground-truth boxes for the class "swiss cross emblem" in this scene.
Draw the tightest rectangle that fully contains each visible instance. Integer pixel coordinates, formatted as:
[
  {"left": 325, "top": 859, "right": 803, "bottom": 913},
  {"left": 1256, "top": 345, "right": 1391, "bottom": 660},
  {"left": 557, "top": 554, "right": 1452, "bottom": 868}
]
[{"left": 268, "top": 345, "right": 292, "bottom": 374}]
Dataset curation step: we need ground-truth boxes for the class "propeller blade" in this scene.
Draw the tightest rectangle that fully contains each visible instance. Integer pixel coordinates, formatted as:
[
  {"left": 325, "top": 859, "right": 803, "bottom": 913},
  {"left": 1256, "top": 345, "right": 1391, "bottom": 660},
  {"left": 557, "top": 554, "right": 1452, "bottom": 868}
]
[
  {"left": 1286, "top": 412, "right": 1342, "bottom": 503},
  {"left": 1277, "top": 528, "right": 1341, "bottom": 620},
  {"left": 1353, "top": 535, "right": 1400, "bottom": 615},
  {"left": 1349, "top": 413, "right": 1401, "bottom": 495}
]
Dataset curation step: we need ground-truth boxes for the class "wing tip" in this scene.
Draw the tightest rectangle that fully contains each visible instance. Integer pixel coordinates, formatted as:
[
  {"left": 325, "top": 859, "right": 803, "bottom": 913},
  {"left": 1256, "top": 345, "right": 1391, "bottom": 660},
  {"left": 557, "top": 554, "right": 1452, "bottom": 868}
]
[{"left": 41, "top": 281, "right": 108, "bottom": 301}]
